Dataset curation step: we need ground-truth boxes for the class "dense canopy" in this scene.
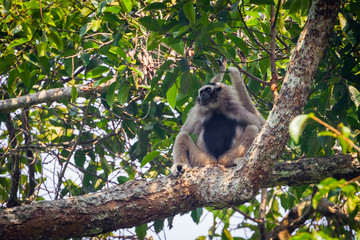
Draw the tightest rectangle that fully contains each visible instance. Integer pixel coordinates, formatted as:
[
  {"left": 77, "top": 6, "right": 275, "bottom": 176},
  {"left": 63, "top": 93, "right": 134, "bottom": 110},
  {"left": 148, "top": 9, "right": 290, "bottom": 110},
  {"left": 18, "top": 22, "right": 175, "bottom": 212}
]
[{"left": 1, "top": 0, "right": 360, "bottom": 239}]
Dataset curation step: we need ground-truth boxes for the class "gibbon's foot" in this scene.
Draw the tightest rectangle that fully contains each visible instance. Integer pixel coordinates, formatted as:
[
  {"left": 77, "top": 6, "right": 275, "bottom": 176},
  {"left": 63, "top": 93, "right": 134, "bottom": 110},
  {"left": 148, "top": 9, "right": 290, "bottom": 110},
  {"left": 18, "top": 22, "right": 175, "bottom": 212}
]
[
  {"left": 218, "top": 155, "right": 237, "bottom": 168},
  {"left": 170, "top": 162, "right": 188, "bottom": 176}
]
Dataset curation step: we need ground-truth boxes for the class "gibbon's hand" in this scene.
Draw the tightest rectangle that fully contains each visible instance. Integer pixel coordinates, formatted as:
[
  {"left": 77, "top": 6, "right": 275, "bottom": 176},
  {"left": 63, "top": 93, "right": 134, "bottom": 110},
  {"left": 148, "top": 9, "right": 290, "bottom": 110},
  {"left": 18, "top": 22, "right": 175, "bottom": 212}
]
[{"left": 170, "top": 162, "right": 189, "bottom": 176}]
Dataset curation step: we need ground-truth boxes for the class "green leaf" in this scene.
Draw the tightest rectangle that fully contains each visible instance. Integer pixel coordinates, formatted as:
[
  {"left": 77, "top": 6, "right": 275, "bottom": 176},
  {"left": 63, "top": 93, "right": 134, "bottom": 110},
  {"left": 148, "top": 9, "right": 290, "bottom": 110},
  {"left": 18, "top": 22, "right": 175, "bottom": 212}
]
[
  {"left": 349, "top": 86, "right": 360, "bottom": 107},
  {"left": 205, "top": 54, "right": 220, "bottom": 72},
  {"left": 161, "top": 67, "right": 180, "bottom": 95},
  {"left": 109, "top": 46, "right": 127, "bottom": 59},
  {"left": 151, "top": 60, "right": 175, "bottom": 89},
  {"left": 191, "top": 208, "right": 203, "bottom": 224},
  {"left": 120, "top": 0, "right": 132, "bottom": 13},
  {"left": 80, "top": 22, "right": 92, "bottom": 37},
  {"left": 227, "top": 34, "right": 249, "bottom": 57},
  {"left": 141, "top": 151, "right": 160, "bottom": 167},
  {"left": 117, "top": 176, "right": 130, "bottom": 184},
  {"left": 49, "top": 31, "right": 64, "bottom": 51},
  {"left": 106, "top": 81, "right": 118, "bottom": 107},
  {"left": 138, "top": 16, "right": 161, "bottom": 32},
  {"left": 103, "top": 6, "right": 122, "bottom": 14},
  {"left": 180, "top": 70, "right": 191, "bottom": 94},
  {"left": 85, "top": 66, "right": 110, "bottom": 79},
  {"left": 135, "top": 224, "right": 147, "bottom": 240},
  {"left": 289, "top": 0, "right": 302, "bottom": 14},
  {"left": 4, "top": 0, "right": 12, "bottom": 11},
  {"left": 74, "top": 150, "right": 86, "bottom": 168},
  {"left": 145, "top": 2, "right": 167, "bottom": 10},
  {"left": 289, "top": 113, "right": 313, "bottom": 144},
  {"left": 338, "top": 13, "right": 347, "bottom": 32},
  {"left": 71, "top": 86, "right": 78, "bottom": 103},
  {"left": 8, "top": 38, "right": 29, "bottom": 48},
  {"left": 166, "top": 83, "right": 178, "bottom": 109},
  {"left": 249, "top": 0, "right": 275, "bottom": 5},
  {"left": 179, "top": 57, "right": 190, "bottom": 72},
  {"left": 183, "top": 1, "right": 196, "bottom": 24},
  {"left": 154, "top": 219, "right": 164, "bottom": 234},
  {"left": 117, "top": 84, "right": 131, "bottom": 105}
]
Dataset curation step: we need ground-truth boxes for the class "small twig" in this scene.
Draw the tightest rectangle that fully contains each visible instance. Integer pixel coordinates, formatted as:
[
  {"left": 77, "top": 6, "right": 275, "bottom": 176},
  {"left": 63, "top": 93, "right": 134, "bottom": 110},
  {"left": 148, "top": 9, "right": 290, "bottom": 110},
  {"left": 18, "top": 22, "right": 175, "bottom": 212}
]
[
  {"left": 310, "top": 115, "right": 360, "bottom": 152},
  {"left": 231, "top": 60, "right": 271, "bottom": 86},
  {"left": 54, "top": 96, "right": 95, "bottom": 199},
  {"left": 259, "top": 188, "right": 268, "bottom": 240},
  {"left": 238, "top": 7, "right": 270, "bottom": 54},
  {"left": 270, "top": 2, "right": 281, "bottom": 100},
  {"left": 232, "top": 207, "right": 262, "bottom": 223}
]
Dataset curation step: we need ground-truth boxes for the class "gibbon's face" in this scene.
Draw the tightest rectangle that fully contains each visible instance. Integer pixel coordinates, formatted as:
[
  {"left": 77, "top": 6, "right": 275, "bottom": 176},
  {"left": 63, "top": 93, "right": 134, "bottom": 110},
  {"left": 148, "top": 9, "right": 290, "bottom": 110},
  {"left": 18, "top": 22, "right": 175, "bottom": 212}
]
[{"left": 197, "top": 83, "right": 222, "bottom": 106}]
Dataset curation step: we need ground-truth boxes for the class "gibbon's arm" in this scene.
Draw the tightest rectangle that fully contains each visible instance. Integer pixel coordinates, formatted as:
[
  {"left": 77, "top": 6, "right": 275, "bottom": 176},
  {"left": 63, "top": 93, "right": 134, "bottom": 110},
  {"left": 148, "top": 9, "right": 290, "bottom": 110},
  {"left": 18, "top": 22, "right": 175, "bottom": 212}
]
[
  {"left": 210, "top": 72, "right": 224, "bottom": 83},
  {"left": 228, "top": 67, "right": 266, "bottom": 125},
  {"left": 179, "top": 105, "right": 203, "bottom": 134}
]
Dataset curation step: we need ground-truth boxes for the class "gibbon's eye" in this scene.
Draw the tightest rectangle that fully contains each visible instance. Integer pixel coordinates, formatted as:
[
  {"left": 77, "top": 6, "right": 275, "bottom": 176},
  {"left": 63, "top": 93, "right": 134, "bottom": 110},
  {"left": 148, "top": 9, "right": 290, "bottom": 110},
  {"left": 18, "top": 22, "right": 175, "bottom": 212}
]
[
  {"left": 204, "top": 87, "right": 212, "bottom": 93},
  {"left": 216, "top": 87, "right": 222, "bottom": 92}
]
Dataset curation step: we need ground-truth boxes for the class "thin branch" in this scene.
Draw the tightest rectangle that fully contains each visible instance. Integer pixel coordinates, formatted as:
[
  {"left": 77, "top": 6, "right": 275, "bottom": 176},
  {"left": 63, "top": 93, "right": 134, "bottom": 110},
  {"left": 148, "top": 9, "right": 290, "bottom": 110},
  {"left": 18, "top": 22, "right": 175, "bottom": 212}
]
[
  {"left": 231, "top": 60, "right": 271, "bottom": 86},
  {"left": 311, "top": 115, "right": 360, "bottom": 152},
  {"left": 259, "top": 188, "right": 268, "bottom": 240},
  {"left": 270, "top": 1, "right": 281, "bottom": 100},
  {"left": 0, "top": 76, "right": 117, "bottom": 113},
  {"left": 54, "top": 97, "right": 94, "bottom": 199},
  {"left": 5, "top": 114, "right": 20, "bottom": 208},
  {"left": 238, "top": 7, "right": 270, "bottom": 54}
]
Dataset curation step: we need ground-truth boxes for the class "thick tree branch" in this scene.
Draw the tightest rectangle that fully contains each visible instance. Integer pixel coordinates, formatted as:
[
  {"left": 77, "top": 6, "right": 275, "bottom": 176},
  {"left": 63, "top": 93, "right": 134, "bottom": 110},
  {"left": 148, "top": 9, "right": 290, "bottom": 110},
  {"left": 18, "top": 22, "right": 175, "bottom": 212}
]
[
  {"left": 0, "top": 154, "right": 358, "bottom": 239},
  {"left": 0, "top": 77, "right": 117, "bottom": 113},
  {"left": 235, "top": 0, "right": 340, "bottom": 197}
]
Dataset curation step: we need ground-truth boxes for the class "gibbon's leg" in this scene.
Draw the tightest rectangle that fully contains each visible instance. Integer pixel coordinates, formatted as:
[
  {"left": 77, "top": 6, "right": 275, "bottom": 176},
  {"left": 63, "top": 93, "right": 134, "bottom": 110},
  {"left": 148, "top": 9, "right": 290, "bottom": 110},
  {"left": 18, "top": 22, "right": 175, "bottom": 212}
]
[
  {"left": 218, "top": 125, "right": 259, "bottom": 167},
  {"left": 171, "top": 132, "right": 217, "bottom": 175},
  {"left": 228, "top": 67, "right": 266, "bottom": 125}
]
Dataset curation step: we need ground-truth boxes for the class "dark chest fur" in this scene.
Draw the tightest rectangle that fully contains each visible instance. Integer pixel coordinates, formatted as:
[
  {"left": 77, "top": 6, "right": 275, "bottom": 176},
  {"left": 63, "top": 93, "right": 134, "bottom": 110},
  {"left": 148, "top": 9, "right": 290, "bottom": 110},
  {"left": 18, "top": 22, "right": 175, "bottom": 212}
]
[{"left": 203, "top": 113, "right": 244, "bottom": 159}]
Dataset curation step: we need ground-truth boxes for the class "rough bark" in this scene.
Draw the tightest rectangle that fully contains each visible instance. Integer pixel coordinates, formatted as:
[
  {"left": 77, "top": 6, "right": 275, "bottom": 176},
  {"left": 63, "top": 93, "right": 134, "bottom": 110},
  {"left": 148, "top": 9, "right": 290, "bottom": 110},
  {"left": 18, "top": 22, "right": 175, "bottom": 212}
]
[
  {"left": 0, "top": 154, "right": 358, "bottom": 240},
  {"left": 237, "top": 0, "right": 340, "bottom": 195},
  {"left": 0, "top": 0, "right": 341, "bottom": 239},
  {"left": 0, "top": 77, "right": 116, "bottom": 113}
]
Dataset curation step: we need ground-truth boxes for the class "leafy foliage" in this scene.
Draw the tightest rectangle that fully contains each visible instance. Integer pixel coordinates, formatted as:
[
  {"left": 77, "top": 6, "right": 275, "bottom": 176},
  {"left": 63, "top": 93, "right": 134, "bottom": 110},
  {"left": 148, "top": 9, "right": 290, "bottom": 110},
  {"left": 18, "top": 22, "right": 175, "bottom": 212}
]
[{"left": 0, "top": 0, "right": 360, "bottom": 239}]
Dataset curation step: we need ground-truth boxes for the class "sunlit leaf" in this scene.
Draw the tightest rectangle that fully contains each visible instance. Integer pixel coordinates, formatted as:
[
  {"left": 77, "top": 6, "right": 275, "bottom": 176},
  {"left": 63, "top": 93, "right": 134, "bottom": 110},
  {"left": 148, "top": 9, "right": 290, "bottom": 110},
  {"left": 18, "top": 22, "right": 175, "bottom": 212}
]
[
  {"left": 120, "top": 0, "right": 133, "bottom": 13},
  {"left": 289, "top": 113, "right": 313, "bottom": 144},
  {"left": 249, "top": 0, "right": 275, "bottom": 5},
  {"left": 8, "top": 38, "right": 29, "bottom": 48},
  {"left": 85, "top": 66, "right": 110, "bottom": 79},
  {"left": 80, "top": 22, "right": 93, "bottom": 37},
  {"left": 166, "top": 83, "right": 178, "bottom": 109},
  {"left": 141, "top": 151, "right": 160, "bottom": 167}
]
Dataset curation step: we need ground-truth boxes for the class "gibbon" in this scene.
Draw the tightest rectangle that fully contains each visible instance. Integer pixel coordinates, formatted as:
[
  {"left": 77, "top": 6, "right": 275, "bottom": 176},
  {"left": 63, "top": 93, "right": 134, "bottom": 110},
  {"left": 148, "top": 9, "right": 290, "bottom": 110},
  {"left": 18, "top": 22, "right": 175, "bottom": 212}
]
[{"left": 171, "top": 67, "right": 265, "bottom": 175}]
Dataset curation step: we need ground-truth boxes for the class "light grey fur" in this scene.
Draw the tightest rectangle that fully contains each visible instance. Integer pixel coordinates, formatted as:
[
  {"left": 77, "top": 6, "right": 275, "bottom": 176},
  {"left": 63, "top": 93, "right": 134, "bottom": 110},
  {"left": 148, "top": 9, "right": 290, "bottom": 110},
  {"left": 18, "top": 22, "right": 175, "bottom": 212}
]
[{"left": 171, "top": 67, "right": 265, "bottom": 175}]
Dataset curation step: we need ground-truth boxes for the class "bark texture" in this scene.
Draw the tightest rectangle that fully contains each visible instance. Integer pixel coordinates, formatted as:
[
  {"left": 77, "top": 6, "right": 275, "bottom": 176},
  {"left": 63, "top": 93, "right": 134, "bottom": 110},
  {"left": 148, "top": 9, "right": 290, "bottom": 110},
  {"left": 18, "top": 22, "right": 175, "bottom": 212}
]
[
  {"left": 0, "top": 154, "right": 357, "bottom": 240},
  {"left": 0, "top": 77, "right": 116, "bottom": 113},
  {"left": 233, "top": 0, "right": 340, "bottom": 196},
  {"left": 0, "top": 0, "right": 342, "bottom": 239}
]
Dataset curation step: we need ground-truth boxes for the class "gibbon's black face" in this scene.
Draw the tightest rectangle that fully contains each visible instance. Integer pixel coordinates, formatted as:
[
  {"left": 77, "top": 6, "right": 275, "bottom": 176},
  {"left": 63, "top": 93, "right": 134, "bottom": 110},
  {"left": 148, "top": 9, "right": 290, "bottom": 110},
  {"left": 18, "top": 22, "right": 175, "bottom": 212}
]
[{"left": 198, "top": 83, "right": 222, "bottom": 106}]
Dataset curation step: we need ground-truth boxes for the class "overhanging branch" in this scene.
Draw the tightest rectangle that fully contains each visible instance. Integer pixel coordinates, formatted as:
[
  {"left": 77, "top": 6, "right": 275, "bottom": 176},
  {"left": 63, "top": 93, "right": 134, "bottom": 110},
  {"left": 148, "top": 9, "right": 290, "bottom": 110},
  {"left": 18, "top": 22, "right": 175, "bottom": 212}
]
[
  {"left": 0, "top": 77, "right": 116, "bottom": 113},
  {"left": 0, "top": 154, "right": 358, "bottom": 239}
]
